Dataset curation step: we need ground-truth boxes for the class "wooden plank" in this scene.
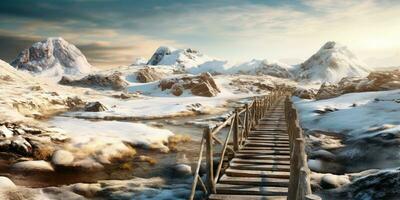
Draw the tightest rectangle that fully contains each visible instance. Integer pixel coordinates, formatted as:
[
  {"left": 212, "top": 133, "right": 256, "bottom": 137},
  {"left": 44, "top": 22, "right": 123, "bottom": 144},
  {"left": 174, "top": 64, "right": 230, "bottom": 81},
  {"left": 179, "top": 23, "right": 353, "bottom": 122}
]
[
  {"left": 209, "top": 194, "right": 286, "bottom": 200},
  {"left": 234, "top": 154, "right": 290, "bottom": 160},
  {"left": 231, "top": 158, "right": 290, "bottom": 165},
  {"left": 244, "top": 142, "right": 290, "bottom": 148},
  {"left": 247, "top": 137, "right": 289, "bottom": 141},
  {"left": 246, "top": 140, "right": 289, "bottom": 144},
  {"left": 241, "top": 146, "right": 290, "bottom": 151},
  {"left": 225, "top": 168, "right": 290, "bottom": 178},
  {"left": 219, "top": 174, "right": 289, "bottom": 187},
  {"left": 229, "top": 162, "right": 291, "bottom": 171},
  {"left": 237, "top": 149, "right": 290, "bottom": 155},
  {"left": 216, "top": 183, "right": 288, "bottom": 196}
]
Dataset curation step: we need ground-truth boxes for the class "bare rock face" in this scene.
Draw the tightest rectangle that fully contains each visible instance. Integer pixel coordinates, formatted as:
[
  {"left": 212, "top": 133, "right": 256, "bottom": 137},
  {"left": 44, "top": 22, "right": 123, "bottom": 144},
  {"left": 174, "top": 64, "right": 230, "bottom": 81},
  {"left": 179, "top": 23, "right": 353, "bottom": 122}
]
[
  {"left": 136, "top": 67, "right": 164, "bottom": 83},
  {"left": 158, "top": 72, "right": 220, "bottom": 97},
  {"left": 10, "top": 37, "right": 91, "bottom": 75},
  {"left": 84, "top": 102, "right": 108, "bottom": 112},
  {"left": 315, "top": 83, "right": 340, "bottom": 100},
  {"left": 59, "top": 72, "right": 128, "bottom": 90},
  {"left": 314, "top": 69, "right": 400, "bottom": 100},
  {"left": 293, "top": 88, "right": 317, "bottom": 99},
  {"left": 147, "top": 46, "right": 172, "bottom": 65}
]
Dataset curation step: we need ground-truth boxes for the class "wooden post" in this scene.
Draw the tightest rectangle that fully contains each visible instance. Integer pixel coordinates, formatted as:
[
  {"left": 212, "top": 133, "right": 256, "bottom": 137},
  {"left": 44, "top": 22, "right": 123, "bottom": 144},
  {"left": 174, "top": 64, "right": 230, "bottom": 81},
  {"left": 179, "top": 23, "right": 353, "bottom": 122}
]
[
  {"left": 205, "top": 127, "right": 216, "bottom": 193},
  {"left": 287, "top": 138, "right": 301, "bottom": 200},
  {"left": 245, "top": 104, "right": 250, "bottom": 138},
  {"left": 233, "top": 108, "right": 239, "bottom": 151},
  {"left": 297, "top": 167, "right": 312, "bottom": 200}
]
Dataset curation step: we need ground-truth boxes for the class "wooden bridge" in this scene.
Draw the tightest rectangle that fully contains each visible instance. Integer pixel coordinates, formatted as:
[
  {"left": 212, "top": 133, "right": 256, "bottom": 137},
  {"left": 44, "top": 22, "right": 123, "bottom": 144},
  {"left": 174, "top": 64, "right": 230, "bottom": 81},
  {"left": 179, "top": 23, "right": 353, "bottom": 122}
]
[{"left": 189, "top": 90, "right": 321, "bottom": 200}]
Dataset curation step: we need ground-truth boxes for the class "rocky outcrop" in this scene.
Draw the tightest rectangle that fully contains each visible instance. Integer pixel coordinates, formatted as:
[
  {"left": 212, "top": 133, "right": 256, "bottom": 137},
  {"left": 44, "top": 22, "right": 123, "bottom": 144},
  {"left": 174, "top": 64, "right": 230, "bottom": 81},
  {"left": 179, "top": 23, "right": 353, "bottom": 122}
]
[
  {"left": 52, "top": 150, "right": 75, "bottom": 166},
  {"left": 147, "top": 46, "right": 172, "bottom": 65},
  {"left": 159, "top": 72, "right": 220, "bottom": 97},
  {"left": 136, "top": 67, "right": 164, "bottom": 83},
  {"left": 59, "top": 72, "right": 128, "bottom": 90},
  {"left": 293, "top": 88, "right": 317, "bottom": 99},
  {"left": 11, "top": 160, "right": 54, "bottom": 172},
  {"left": 84, "top": 102, "right": 108, "bottom": 112},
  {"left": 11, "top": 37, "right": 91, "bottom": 76},
  {"left": 314, "top": 69, "right": 400, "bottom": 100}
]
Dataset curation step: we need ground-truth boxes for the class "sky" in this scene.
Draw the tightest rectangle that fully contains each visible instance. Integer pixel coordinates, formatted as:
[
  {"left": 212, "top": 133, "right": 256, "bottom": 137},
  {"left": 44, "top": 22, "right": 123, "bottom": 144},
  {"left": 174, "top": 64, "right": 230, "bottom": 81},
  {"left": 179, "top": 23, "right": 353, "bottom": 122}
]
[{"left": 0, "top": 0, "right": 400, "bottom": 68}]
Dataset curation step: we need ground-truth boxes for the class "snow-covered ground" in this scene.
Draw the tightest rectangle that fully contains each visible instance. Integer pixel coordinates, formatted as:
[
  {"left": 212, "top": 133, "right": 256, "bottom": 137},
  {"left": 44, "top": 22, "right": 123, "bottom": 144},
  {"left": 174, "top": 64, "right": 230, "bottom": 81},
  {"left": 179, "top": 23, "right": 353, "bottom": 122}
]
[{"left": 294, "top": 89, "right": 400, "bottom": 139}]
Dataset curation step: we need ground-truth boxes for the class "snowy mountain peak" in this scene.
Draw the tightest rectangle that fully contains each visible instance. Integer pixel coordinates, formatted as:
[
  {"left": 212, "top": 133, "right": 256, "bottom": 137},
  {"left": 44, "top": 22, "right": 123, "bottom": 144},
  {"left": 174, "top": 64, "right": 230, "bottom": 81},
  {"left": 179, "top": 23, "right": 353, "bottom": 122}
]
[
  {"left": 296, "top": 41, "right": 371, "bottom": 83},
  {"left": 147, "top": 46, "right": 220, "bottom": 71},
  {"left": 11, "top": 37, "right": 91, "bottom": 78}
]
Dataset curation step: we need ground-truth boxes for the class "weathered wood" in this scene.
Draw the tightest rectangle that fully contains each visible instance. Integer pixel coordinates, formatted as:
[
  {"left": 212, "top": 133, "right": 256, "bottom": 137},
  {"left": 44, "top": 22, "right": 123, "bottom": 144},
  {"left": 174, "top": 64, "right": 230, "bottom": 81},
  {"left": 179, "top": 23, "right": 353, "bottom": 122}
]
[
  {"left": 216, "top": 183, "right": 288, "bottom": 196},
  {"left": 209, "top": 194, "right": 286, "bottom": 200},
  {"left": 233, "top": 109, "right": 239, "bottom": 151},
  {"left": 219, "top": 174, "right": 290, "bottom": 187},
  {"left": 225, "top": 168, "right": 291, "bottom": 178},
  {"left": 189, "top": 136, "right": 206, "bottom": 200},
  {"left": 231, "top": 158, "right": 290, "bottom": 165},
  {"left": 205, "top": 127, "right": 216, "bottom": 194}
]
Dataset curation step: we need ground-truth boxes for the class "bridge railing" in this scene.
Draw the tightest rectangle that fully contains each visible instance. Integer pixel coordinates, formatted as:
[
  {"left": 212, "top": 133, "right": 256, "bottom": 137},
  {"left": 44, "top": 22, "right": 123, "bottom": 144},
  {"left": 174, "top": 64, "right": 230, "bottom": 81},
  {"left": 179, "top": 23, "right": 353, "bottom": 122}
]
[
  {"left": 285, "top": 96, "right": 321, "bottom": 200},
  {"left": 189, "top": 89, "right": 285, "bottom": 200}
]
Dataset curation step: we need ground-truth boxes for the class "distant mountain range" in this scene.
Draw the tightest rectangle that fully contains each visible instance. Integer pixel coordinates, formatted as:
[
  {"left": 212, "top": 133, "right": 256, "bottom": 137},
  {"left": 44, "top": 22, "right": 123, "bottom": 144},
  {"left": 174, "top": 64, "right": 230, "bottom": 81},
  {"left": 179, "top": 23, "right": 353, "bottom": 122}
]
[{"left": 8, "top": 37, "right": 374, "bottom": 83}]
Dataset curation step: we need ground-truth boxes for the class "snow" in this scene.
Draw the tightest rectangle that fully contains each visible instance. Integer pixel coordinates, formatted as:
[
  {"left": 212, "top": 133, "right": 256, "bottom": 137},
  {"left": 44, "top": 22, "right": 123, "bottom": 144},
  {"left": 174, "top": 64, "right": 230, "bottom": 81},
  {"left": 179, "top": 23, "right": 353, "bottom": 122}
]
[
  {"left": 11, "top": 37, "right": 91, "bottom": 79},
  {"left": 49, "top": 117, "right": 174, "bottom": 149},
  {"left": 295, "top": 41, "right": 371, "bottom": 83},
  {"left": 228, "top": 59, "right": 293, "bottom": 78},
  {"left": 294, "top": 89, "right": 400, "bottom": 138}
]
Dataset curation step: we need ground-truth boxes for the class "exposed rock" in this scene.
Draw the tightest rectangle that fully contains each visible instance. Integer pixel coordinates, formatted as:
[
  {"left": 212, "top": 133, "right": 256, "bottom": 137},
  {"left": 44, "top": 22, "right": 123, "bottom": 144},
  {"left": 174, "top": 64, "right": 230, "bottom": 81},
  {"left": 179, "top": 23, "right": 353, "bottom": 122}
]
[
  {"left": 171, "top": 84, "right": 184, "bottom": 96},
  {"left": 147, "top": 46, "right": 172, "bottom": 65},
  {"left": 309, "top": 149, "right": 336, "bottom": 161},
  {"left": 11, "top": 160, "right": 54, "bottom": 172},
  {"left": 52, "top": 150, "right": 74, "bottom": 166},
  {"left": 65, "top": 96, "right": 85, "bottom": 109},
  {"left": 316, "top": 83, "right": 340, "bottom": 100},
  {"left": 171, "top": 164, "right": 192, "bottom": 177},
  {"left": 59, "top": 72, "right": 128, "bottom": 90},
  {"left": 294, "top": 88, "right": 317, "bottom": 99},
  {"left": 158, "top": 72, "right": 220, "bottom": 97},
  {"left": 84, "top": 101, "right": 108, "bottom": 112},
  {"left": 0, "top": 125, "right": 13, "bottom": 138},
  {"left": 320, "top": 174, "right": 350, "bottom": 189},
  {"left": 136, "top": 67, "right": 164, "bottom": 83},
  {"left": 0, "top": 176, "right": 16, "bottom": 188},
  {"left": 314, "top": 69, "right": 400, "bottom": 99},
  {"left": 308, "top": 159, "right": 343, "bottom": 174},
  {"left": 69, "top": 183, "right": 102, "bottom": 197},
  {"left": 10, "top": 37, "right": 91, "bottom": 75},
  {"left": 0, "top": 136, "right": 33, "bottom": 156}
]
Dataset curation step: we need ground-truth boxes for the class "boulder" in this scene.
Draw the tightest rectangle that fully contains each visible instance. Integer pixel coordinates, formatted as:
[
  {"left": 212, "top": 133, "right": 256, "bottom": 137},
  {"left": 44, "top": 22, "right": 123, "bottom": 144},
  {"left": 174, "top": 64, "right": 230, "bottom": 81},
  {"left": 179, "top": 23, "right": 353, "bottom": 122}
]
[
  {"left": 320, "top": 174, "right": 350, "bottom": 189},
  {"left": 0, "top": 136, "right": 33, "bottom": 156},
  {"left": 52, "top": 150, "right": 74, "bottom": 166},
  {"left": 158, "top": 72, "right": 220, "bottom": 97},
  {"left": 84, "top": 101, "right": 108, "bottom": 112},
  {"left": 59, "top": 72, "right": 128, "bottom": 90},
  {"left": 171, "top": 84, "right": 184, "bottom": 96},
  {"left": 11, "top": 160, "right": 54, "bottom": 172},
  {"left": 315, "top": 83, "right": 340, "bottom": 100},
  {"left": 136, "top": 67, "right": 164, "bottom": 83},
  {"left": 0, "top": 176, "right": 16, "bottom": 189},
  {"left": 293, "top": 88, "right": 317, "bottom": 99},
  {"left": 172, "top": 163, "right": 192, "bottom": 177},
  {"left": 309, "top": 149, "right": 336, "bottom": 161}
]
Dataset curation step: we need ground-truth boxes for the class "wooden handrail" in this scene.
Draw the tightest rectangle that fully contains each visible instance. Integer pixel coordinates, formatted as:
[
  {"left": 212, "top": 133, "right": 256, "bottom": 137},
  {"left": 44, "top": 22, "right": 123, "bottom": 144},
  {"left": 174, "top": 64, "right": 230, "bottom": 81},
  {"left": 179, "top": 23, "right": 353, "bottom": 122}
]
[
  {"left": 189, "top": 90, "right": 286, "bottom": 200},
  {"left": 285, "top": 96, "right": 320, "bottom": 200}
]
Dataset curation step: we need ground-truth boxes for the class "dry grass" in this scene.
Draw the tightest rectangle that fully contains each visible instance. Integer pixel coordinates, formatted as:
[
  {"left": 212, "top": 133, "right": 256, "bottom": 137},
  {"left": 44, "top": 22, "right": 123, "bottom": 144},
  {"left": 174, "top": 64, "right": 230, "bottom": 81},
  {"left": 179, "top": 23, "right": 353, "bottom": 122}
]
[{"left": 167, "top": 134, "right": 191, "bottom": 152}]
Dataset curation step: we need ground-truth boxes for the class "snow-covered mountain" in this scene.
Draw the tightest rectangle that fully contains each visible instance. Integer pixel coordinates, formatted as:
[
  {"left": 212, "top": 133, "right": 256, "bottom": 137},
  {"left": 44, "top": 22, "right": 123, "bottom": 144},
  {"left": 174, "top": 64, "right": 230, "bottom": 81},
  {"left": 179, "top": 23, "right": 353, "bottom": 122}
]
[
  {"left": 228, "top": 59, "right": 293, "bottom": 78},
  {"left": 147, "top": 46, "right": 227, "bottom": 73},
  {"left": 295, "top": 41, "right": 371, "bottom": 83},
  {"left": 11, "top": 37, "right": 91, "bottom": 78}
]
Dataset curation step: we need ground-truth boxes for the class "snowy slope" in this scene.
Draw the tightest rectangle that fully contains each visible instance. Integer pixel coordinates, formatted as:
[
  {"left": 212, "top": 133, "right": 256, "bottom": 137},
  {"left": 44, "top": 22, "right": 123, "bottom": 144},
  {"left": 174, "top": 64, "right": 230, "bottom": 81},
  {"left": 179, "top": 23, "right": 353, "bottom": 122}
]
[
  {"left": 11, "top": 37, "right": 91, "bottom": 78},
  {"left": 228, "top": 59, "right": 293, "bottom": 78},
  {"left": 294, "top": 89, "right": 400, "bottom": 139},
  {"left": 295, "top": 41, "right": 371, "bottom": 83},
  {"left": 147, "top": 46, "right": 228, "bottom": 73}
]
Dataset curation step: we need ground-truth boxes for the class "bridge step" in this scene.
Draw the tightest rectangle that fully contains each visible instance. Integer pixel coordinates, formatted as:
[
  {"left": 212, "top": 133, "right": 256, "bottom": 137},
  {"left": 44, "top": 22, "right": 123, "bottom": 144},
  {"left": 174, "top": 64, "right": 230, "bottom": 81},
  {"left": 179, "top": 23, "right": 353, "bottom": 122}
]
[
  {"left": 231, "top": 158, "right": 290, "bottom": 165},
  {"left": 244, "top": 142, "right": 290, "bottom": 148},
  {"left": 216, "top": 183, "right": 288, "bottom": 196},
  {"left": 241, "top": 146, "right": 290, "bottom": 151},
  {"left": 229, "top": 162, "right": 291, "bottom": 172},
  {"left": 225, "top": 168, "right": 290, "bottom": 179},
  {"left": 219, "top": 175, "right": 290, "bottom": 187},
  {"left": 209, "top": 194, "right": 286, "bottom": 200},
  {"left": 234, "top": 154, "right": 290, "bottom": 160},
  {"left": 237, "top": 149, "right": 290, "bottom": 155}
]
